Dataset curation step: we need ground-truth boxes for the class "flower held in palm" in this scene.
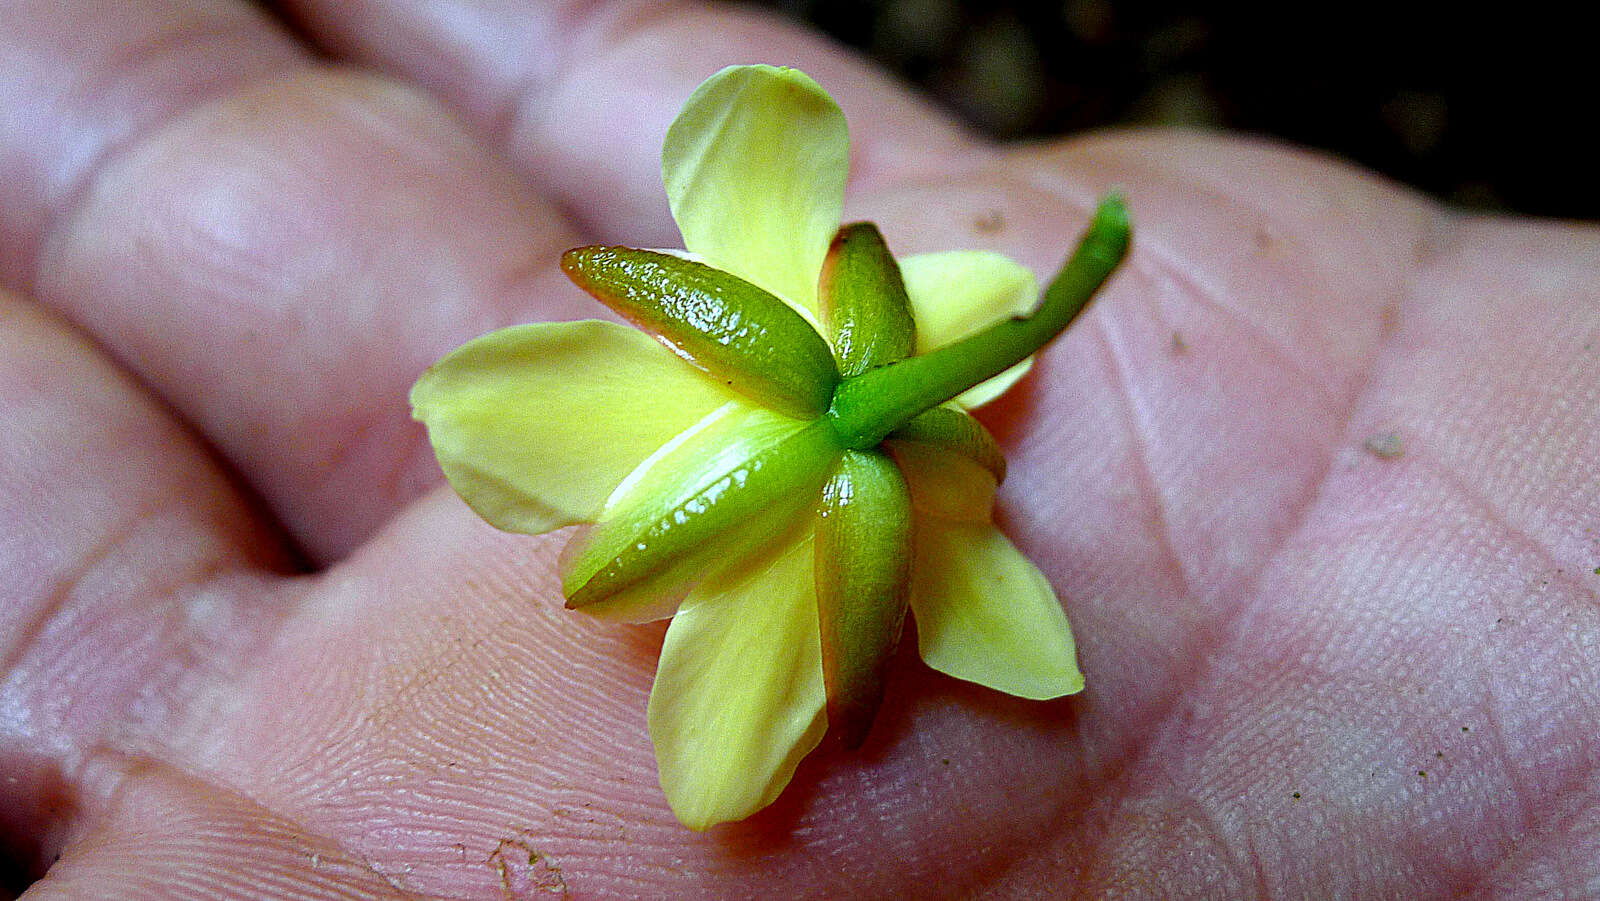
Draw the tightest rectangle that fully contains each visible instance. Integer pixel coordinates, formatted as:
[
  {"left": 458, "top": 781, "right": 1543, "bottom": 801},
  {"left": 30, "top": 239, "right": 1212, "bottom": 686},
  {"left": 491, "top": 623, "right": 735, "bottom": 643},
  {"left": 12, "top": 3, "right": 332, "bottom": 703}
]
[{"left": 411, "top": 64, "right": 1130, "bottom": 830}]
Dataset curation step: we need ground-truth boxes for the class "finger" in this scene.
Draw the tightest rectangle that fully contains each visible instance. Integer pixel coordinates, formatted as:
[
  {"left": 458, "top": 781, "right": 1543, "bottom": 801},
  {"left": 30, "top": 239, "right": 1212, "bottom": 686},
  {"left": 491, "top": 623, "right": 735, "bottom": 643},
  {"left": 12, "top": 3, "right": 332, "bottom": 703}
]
[
  {"left": 24, "top": 759, "right": 410, "bottom": 900},
  {"left": 0, "top": 291, "right": 294, "bottom": 883},
  {"left": 3, "top": 0, "right": 589, "bottom": 561},
  {"left": 0, "top": 0, "right": 304, "bottom": 292},
  {"left": 277, "top": 0, "right": 987, "bottom": 244}
]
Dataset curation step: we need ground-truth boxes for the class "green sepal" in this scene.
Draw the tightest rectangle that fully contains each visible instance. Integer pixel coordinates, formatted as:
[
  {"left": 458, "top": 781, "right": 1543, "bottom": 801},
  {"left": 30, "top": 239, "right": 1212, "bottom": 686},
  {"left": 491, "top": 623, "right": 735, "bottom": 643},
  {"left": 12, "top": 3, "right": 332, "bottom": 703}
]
[
  {"left": 828, "top": 194, "right": 1131, "bottom": 447},
  {"left": 885, "top": 405, "right": 1006, "bottom": 484},
  {"left": 562, "top": 246, "right": 840, "bottom": 418},
  {"left": 817, "top": 222, "right": 916, "bottom": 377},
  {"left": 562, "top": 418, "right": 842, "bottom": 608},
  {"left": 814, "top": 449, "right": 913, "bottom": 749}
]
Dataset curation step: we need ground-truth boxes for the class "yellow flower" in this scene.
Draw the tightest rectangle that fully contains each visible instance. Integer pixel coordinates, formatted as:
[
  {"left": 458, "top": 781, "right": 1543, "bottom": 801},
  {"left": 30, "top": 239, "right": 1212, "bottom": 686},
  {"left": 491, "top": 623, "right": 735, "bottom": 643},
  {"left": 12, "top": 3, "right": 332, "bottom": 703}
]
[{"left": 411, "top": 65, "right": 1128, "bottom": 830}]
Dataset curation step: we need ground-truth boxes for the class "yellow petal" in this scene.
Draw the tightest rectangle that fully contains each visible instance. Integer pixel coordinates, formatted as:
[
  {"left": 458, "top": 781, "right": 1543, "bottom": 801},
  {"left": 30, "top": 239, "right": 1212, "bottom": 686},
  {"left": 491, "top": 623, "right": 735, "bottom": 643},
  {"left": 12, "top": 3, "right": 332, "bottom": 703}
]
[
  {"left": 908, "top": 519, "right": 1083, "bottom": 700},
  {"left": 887, "top": 437, "right": 998, "bottom": 524},
  {"left": 409, "top": 321, "right": 734, "bottom": 535},
  {"left": 899, "top": 250, "right": 1039, "bottom": 407},
  {"left": 662, "top": 65, "right": 847, "bottom": 318},
  {"left": 648, "top": 531, "right": 827, "bottom": 830},
  {"left": 887, "top": 405, "right": 1006, "bottom": 483}
]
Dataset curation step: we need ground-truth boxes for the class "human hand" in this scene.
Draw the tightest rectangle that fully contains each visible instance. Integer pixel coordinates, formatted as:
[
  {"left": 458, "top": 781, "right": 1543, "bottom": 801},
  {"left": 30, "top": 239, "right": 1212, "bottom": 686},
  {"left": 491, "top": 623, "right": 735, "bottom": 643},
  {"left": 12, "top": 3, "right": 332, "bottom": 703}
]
[{"left": 2, "top": 1, "right": 1596, "bottom": 898}]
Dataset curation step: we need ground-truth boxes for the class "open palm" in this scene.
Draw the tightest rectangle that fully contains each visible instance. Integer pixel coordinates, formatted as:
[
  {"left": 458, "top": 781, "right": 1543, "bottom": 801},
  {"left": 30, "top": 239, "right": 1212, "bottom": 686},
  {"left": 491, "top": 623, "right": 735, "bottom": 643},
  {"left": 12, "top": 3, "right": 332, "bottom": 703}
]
[{"left": 3, "top": 2, "right": 1596, "bottom": 898}]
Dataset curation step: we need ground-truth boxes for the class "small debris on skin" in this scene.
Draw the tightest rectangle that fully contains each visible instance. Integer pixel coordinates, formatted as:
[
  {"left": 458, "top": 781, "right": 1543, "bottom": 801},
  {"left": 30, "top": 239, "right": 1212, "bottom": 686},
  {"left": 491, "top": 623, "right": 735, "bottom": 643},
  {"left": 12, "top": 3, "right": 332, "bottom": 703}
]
[
  {"left": 975, "top": 209, "right": 1005, "bottom": 234},
  {"left": 1364, "top": 431, "right": 1404, "bottom": 459}
]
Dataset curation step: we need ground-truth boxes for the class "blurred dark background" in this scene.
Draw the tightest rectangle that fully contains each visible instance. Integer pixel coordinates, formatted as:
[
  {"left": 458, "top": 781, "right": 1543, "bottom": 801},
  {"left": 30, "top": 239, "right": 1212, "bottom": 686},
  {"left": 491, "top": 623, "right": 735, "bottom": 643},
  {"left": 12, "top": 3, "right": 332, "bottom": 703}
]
[{"left": 752, "top": 0, "right": 1595, "bottom": 219}]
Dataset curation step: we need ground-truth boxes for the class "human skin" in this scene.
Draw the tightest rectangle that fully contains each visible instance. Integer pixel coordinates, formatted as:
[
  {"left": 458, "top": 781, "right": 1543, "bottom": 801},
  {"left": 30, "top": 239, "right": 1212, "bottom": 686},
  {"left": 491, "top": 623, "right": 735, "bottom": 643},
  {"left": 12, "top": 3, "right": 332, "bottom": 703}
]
[{"left": 1, "top": 0, "right": 1596, "bottom": 897}]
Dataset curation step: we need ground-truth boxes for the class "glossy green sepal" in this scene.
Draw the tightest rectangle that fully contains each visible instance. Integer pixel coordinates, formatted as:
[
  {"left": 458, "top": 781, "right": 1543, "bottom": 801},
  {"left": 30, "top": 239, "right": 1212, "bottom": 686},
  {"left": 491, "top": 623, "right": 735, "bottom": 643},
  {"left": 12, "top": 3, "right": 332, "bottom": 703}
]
[
  {"left": 814, "top": 449, "right": 913, "bottom": 749},
  {"left": 562, "top": 417, "right": 842, "bottom": 608},
  {"left": 563, "top": 246, "right": 840, "bottom": 418},
  {"left": 817, "top": 222, "right": 916, "bottom": 377}
]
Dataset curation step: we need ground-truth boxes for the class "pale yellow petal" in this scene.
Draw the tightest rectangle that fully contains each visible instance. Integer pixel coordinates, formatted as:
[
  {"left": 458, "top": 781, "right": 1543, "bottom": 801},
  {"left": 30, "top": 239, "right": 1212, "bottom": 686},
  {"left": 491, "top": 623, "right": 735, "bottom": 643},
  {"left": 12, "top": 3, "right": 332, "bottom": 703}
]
[
  {"left": 662, "top": 65, "right": 847, "bottom": 317},
  {"left": 648, "top": 531, "right": 827, "bottom": 830},
  {"left": 410, "top": 321, "right": 735, "bottom": 535},
  {"left": 900, "top": 250, "right": 1039, "bottom": 407},
  {"left": 909, "top": 519, "right": 1083, "bottom": 700},
  {"left": 887, "top": 437, "right": 997, "bottom": 523}
]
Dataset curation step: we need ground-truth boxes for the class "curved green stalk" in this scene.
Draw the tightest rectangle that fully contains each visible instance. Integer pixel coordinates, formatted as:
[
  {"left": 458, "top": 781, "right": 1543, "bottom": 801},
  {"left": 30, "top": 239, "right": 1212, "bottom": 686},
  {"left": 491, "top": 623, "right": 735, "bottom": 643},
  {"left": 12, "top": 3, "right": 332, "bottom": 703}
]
[{"left": 827, "top": 194, "right": 1130, "bottom": 449}]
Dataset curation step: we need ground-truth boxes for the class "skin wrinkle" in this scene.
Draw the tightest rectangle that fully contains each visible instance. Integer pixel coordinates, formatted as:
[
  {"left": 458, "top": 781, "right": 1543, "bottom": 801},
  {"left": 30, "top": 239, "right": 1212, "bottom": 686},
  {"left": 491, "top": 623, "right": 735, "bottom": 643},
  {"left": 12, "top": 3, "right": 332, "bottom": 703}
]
[
  {"left": 89, "top": 11, "right": 267, "bottom": 99},
  {"left": 1149, "top": 205, "right": 1452, "bottom": 653},
  {"left": 1052, "top": 789, "right": 1139, "bottom": 900},
  {"left": 1420, "top": 453, "right": 1597, "bottom": 590},
  {"left": 1118, "top": 209, "right": 1600, "bottom": 898},
  {"left": 0, "top": 299, "right": 291, "bottom": 876},
  {"left": 1130, "top": 238, "right": 1341, "bottom": 408},
  {"left": 1023, "top": 177, "right": 1349, "bottom": 713},
  {"left": 151, "top": 574, "right": 320, "bottom": 772},
  {"left": 1021, "top": 134, "right": 1406, "bottom": 415},
  {"left": 380, "top": 425, "right": 445, "bottom": 517},
  {"left": 0, "top": 509, "right": 140, "bottom": 682},
  {"left": 74, "top": 755, "right": 419, "bottom": 900},
  {"left": 1090, "top": 315, "right": 1194, "bottom": 598},
  {"left": 219, "top": 516, "right": 697, "bottom": 895},
  {"left": 959, "top": 374, "right": 1202, "bottom": 893},
  {"left": 1151, "top": 213, "right": 1432, "bottom": 891},
  {"left": 950, "top": 414, "right": 1222, "bottom": 888},
  {"left": 35, "top": 61, "right": 581, "bottom": 562},
  {"left": 3, "top": 416, "right": 282, "bottom": 734},
  {"left": 1056, "top": 775, "right": 1254, "bottom": 899},
  {"left": 1167, "top": 202, "right": 1450, "bottom": 647},
  {"left": 34, "top": 536, "right": 276, "bottom": 789},
  {"left": 1145, "top": 781, "right": 1260, "bottom": 899},
  {"left": 1459, "top": 707, "right": 1542, "bottom": 896},
  {"left": 970, "top": 199, "right": 1453, "bottom": 897},
  {"left": 1441, "top": 496, "right": 1600, "bottom": 883},
  {"left": 1474, "top": 701, "right": 1536, "bottom": 880},
  {"left": 1407, "top": 424, "right": 1597, "bottom": 588},
  {"left": 1462, "top": 793, "right": 1599, "bottom": 899},
  {"left": 489, "top": 0, "right": 687, "bottom": 149},
  {"left": 17, "top": 4, "right": 305, "bottom": 296},
  {"left": 1059, "top": 131, "right": 1410, "bottom": 241},
  {"left": 1240, "top": 829, "right": 1273, "bottom": 901},
  {"left": 301, "top": 400, "right": 430, "bottom": 516},
  {"left": 483, "top": 1, "right": 983, "bottom": 241},
  {"left": 116, "top": 555, "right": 246, "bottom": 744},
  {"left": 1042, "top": 743, "right": 1221, "bottom": 898}
]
